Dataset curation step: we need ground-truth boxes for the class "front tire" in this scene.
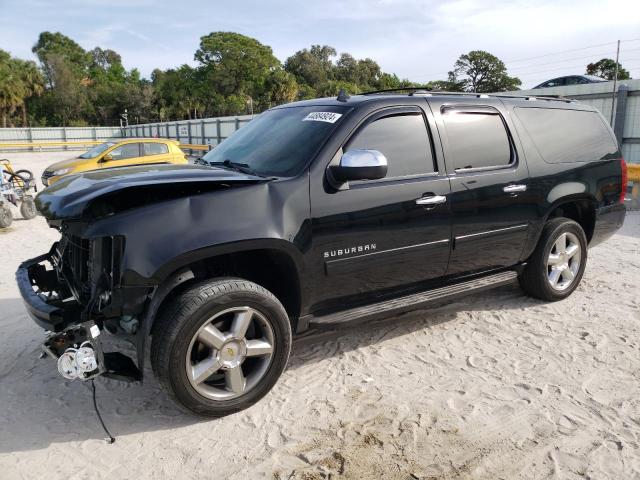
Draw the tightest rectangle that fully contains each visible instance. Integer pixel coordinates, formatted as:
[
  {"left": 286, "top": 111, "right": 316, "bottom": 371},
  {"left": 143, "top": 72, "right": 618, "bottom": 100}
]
[
  {"left": 151, "top": 278, "right": 292, "bottom": 417},
  {"left": 519, "top": 218, "right": 587, "bottom": 301}
]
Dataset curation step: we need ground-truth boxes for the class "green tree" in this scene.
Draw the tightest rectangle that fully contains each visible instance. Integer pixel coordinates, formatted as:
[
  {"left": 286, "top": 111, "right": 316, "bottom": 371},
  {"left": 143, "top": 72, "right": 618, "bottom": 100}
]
[
  {"left": 0, "top": 50, "right": 23, "bottom": 127},
  {"left": 0, "top": 50, "right": 45, "bottom": 127},
  {"left": 32, "top": 31, "right": 89, "bottom": 87},
  {"left": 262, "top": 69, "right": 299, "bottom": 107},
  {"left": 449, "top": 50, "right": 521, "bottom": 92},
  {"left": 195, "top": 32, "right": 279, "bottom": 102},
  {"left": 335, "top": 54, "right": 382, "bottom": 88},
  {"left": 586, "top": 58, "right": 631, "bottom": 81},
  {"left": 16, "top": 59, "right": 45, "bottom": 125},
  {"left": 46, "top": 53, "right": 89, "bottom": 125},
  {"left": 285, "top": 45, "right": 336, "bottom": 90},
  {"left": 425, "top": 78, "right": 465, "bottom": 92}
]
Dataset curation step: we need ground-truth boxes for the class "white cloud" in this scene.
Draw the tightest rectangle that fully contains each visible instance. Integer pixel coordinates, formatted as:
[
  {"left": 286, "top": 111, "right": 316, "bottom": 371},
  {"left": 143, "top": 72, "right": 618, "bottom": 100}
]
[{"left": 1, "top": 0, "right": 638, "bottom": 86}]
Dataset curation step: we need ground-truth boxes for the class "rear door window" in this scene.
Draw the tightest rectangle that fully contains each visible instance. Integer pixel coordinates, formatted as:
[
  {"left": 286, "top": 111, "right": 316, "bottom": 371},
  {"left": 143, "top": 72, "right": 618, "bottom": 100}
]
[
  {"left": 143, "top": 142, "right": 169, "bottom": 156},
  {"left": 514, "top": 107, "right": 618, "bottom": 163},
  {"left": 346, "top": 111, "right": 436, "bottom": 181},
  {"left": 441, "top": 110, "right": 512, "bottom": 170}
]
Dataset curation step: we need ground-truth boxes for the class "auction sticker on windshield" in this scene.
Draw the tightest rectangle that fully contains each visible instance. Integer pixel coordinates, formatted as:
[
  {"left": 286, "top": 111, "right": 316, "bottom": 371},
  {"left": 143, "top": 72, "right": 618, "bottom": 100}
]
[{"left": 303, "top": 112, "right": 342, "bottom": 123}]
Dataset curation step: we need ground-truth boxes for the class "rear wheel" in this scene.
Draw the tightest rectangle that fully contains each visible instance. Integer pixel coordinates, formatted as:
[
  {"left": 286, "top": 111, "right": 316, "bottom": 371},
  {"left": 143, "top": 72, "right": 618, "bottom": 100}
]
[
  {"left": 519, "top": 218, "right": 587, "bottom": 301},
  {"left": 151, "top": 278, "right": 292, "bottom": 417},
  {"left": 20, "top": 196, "right": 37, "bottom": 220},
  {"left": 0, "top": 206, "right": 12, "bottom": 228}
]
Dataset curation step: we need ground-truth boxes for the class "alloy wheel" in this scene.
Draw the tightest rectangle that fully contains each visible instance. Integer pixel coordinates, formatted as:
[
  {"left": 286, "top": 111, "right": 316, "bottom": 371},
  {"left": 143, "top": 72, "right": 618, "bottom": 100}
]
[
  {"left": 546, "top": 232, "right": 581, "bottom": 291},
  {"left": 185, "top": 306, "right": 275, "bottom": 400}
]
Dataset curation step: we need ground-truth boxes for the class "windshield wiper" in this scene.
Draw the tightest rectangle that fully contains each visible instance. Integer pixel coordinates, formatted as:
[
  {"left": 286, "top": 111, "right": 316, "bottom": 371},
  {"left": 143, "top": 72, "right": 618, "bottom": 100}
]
[{"left": 209, "top": 159, "right": 264, "bottom": 177}]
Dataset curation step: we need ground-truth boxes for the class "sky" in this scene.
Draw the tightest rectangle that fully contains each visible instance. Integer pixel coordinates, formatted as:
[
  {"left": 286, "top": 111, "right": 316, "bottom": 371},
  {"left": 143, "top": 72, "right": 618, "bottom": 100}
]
[{"left": 0, "top": 0, "right": 639, "bottom": 88}]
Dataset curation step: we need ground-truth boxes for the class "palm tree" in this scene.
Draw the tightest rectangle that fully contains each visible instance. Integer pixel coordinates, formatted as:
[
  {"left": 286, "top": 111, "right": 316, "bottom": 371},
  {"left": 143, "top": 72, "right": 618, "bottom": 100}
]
[
  {"left": 0, "top": 61, "right": 24, "bottom": 127},
  {"left": 17, "top": 60, "right": 44, "bottom": 126}
]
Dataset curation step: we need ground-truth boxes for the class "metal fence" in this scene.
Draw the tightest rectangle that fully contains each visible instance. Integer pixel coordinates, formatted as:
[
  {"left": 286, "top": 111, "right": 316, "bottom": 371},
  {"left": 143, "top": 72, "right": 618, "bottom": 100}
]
[
  {"left": 122, "top": 115, "right": 253, "bottom": 147},
  {"left": 0, "top": 114, "right": 253, "bottom": 152},
  {"left": 0, "top": 126, "right": 124, "bottom": 151},
  {"left": 512, "top": 78, "right": 640, "bottom": 164}
]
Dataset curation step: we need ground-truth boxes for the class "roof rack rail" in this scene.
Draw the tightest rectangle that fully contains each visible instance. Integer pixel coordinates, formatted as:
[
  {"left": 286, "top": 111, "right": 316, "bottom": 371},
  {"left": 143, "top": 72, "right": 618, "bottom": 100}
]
[{"left": 360, "top": 87, "right": 574, "bottom": 103}]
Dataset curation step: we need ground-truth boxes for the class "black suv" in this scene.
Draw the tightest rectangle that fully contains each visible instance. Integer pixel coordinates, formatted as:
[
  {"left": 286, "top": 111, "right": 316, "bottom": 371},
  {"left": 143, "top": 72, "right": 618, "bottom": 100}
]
[{"left": 17, "top": 90, "right": 627, "bottom": 416}]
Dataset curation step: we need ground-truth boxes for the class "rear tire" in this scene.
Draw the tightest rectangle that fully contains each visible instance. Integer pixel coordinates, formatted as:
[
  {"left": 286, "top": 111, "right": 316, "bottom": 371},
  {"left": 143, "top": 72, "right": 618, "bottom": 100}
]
[
  {"left": 0, "top": 206, "right": 12, "bottom": 228},
  {"left": 519, "top": 218, "right": 587, "bottom": 301},
  {"left": 151, "top": 278, "right": 292, "bottom": 417},
  {"left": 20, "top": 196, "right": 37, "bottom": 220}
]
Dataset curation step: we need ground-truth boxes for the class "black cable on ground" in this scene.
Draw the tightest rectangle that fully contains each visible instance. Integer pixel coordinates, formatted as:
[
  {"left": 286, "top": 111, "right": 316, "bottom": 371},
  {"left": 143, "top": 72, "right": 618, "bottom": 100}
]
[{"left": 91, "top": 379, "right": 115, "bottom": 444}]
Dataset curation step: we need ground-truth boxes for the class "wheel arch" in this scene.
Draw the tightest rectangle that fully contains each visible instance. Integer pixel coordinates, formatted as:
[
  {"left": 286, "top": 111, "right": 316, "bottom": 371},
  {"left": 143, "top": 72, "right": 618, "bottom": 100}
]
[
  {"left": 135, "top": 240, "right": 304, "bottom": 376},
  {"left": 544, "top": 195, "right": 597, "bottom": 244}
]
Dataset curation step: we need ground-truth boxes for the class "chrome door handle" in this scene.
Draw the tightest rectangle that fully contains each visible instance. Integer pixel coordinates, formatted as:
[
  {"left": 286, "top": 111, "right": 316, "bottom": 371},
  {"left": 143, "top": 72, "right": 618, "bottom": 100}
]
[
  {"left": 503, "top": 184, "right": 527, "bottom": 193},
  {"left": 416, "top": 195, "right": 447, "bottom": 205}
]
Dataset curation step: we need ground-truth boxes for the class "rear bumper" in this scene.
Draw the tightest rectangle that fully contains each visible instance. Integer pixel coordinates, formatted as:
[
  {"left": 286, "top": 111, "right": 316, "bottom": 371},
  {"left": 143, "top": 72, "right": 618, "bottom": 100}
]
[
  {"left": 16, "top": 251, "right": 80, "bottom": 332},
  {"left": 590, "top": 203, "right": 626, "bottom": 248}
]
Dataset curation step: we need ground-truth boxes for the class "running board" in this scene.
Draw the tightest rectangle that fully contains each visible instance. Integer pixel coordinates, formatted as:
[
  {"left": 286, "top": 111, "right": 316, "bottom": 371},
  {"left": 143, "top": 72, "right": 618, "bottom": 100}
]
[{"left": 306, "top": 270, "right": 518, "bottom": 328}]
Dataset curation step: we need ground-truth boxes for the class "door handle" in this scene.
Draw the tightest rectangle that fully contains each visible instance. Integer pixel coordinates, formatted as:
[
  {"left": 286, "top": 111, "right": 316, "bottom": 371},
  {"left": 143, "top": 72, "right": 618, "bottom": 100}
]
[
  {"left": 416, "top": 195, "right": 447, "bottom": 205},
  {"left": 503, "top": 184, "right": 527, "bottom": 193}
]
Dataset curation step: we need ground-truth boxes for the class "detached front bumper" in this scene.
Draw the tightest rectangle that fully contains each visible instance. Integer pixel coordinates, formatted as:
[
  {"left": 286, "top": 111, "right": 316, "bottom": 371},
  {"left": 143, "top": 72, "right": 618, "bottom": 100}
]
[{"left": 16, "top": 251, "right": 81, "bottom": 332}]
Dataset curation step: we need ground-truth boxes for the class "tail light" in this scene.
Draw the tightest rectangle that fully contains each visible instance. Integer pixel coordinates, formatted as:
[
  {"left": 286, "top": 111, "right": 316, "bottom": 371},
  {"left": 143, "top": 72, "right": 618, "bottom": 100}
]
[{"left": 620, "top": 158, "right": 628, "bottom": 204}]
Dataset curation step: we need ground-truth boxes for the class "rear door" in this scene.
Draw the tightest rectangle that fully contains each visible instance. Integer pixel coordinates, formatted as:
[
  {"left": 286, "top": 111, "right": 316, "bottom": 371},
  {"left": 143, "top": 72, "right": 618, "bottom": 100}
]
[
  {"left": 308, "top": 105, "right": 452, "bottom": 312},
  {"left": 428, "top": 98, "right": 537, "bottom": 275}
]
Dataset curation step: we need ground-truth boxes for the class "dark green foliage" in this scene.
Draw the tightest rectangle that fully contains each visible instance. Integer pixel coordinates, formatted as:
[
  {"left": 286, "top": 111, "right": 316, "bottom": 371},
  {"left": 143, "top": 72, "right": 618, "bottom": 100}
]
[
  {"left": 3, "top": 32, "right": 527, "bottom": 126},
  {"left": 586, "top": 58, "right": 630, "bottom": 81}
]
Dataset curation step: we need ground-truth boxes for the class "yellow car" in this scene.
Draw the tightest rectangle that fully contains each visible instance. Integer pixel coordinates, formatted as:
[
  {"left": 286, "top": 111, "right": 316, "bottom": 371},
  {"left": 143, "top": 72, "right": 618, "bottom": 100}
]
[{"left": 42, "top": 138, "right": 188, "bottom": 186}]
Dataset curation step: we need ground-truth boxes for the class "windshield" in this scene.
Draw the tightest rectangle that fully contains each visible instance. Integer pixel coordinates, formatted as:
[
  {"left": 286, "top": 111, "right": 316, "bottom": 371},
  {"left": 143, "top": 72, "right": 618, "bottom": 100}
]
[
  {"left": 79, "top": 141, "right": 116, "bottom": 159},
  {"left": 201, "top": 106, "right": 349, "bottom": 176}
]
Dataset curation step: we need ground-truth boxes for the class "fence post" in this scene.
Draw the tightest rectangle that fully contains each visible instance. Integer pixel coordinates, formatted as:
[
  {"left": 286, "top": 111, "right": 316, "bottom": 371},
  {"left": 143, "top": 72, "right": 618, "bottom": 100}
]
[
  {"left": 216, "top": 119, "right": 221, "bottom": 145},
  {"left": 200, "top": 120, "right": 205, "bottom": 145},
  {"left": 613, "top": 84, "right": 628, "bottom": 146},
  {"left": 235, "top": 117, "right": 240, "bottom": 132},
  {"left": 175, "top": 122, "right": 179, "bottom": 141},
  {"left": 188, "top": 121, "right": 193, "bottom": 145},
  {"left": 92, "top": 127, "right": 97, "bottom": 141},
  {"left": 27, "top": 127, "right": 33, "bottom": 152},
  {"left": 62, "top": 127, "right": 67, "bottom": 151}
]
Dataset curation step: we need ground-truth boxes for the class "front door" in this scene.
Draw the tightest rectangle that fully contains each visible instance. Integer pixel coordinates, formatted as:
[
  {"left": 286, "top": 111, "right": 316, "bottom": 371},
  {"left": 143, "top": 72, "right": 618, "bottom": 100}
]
[
  {"left": 428, "top": 98, "right": 536, "bottom": 275},
  {"left": 101, "top": 142, "right": 142, "bottom": 169},
  {"left": 308, "top": 105, "right": 452, "bottom": 313}
]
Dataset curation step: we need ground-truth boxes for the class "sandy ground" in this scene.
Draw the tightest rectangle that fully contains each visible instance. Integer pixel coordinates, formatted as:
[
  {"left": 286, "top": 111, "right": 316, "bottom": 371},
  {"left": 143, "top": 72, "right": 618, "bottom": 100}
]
[{"left": 0, "top": 151, "right": 639, "bottom": 480}]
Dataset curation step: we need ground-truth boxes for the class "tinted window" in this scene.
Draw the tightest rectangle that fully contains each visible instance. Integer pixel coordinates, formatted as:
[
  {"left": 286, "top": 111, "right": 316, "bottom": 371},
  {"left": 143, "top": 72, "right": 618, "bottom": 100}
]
[
  {"left": 566, "top": 76, "right": 588, "bottom": 85},
  {"left": 346, "top": 113, "right": 435, "bottom": 179},
  {"left": 143, "top": 142, "right": 169, "bottom": 155},
  {"left": 202, "top": 106, "right": 347, "bottom": 176},
  {"left": 539, "top": 78, "right": 564, "bottom": 88},
  {"left": 442, "top": 112, "right": 512, "bottom": 170},
  {"left": 514, "top": 107, "right": 618, "bottom": 164},
  {"left": 109, "top": 143, "right": 140, "bottom": 160}
]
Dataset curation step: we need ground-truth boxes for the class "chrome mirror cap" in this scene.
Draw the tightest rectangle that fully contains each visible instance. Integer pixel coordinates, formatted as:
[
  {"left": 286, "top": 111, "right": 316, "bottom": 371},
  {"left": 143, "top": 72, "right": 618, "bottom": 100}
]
[
  {"left": 340, "top": 149, "right": 388, "bottom": 169},
  {"left": 329, "top": 149, "right": 388, "bottom": 185}
]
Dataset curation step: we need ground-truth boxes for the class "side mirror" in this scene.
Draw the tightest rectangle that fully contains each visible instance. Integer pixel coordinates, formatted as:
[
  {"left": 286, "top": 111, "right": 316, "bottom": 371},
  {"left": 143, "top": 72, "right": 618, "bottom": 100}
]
[
  {"left": 102, "top": 154, "right": 113, "bottom": 162},
  {"left": 329, "top": 149, "right": 388, "bottom": 184}
]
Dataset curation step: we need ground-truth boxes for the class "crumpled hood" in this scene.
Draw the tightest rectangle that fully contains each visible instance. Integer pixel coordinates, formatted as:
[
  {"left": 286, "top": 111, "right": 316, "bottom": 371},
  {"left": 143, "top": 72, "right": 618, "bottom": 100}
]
[{"left": 36, "top": 163, "right": 266, "bottom": 221}]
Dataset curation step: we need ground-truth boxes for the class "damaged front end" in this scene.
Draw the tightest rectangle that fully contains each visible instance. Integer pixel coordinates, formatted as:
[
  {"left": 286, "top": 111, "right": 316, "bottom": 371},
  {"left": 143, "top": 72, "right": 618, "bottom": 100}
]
[
  {"left": 17, "top": 233, "right": 143, "bottom": 383},
  {"left": 17, "top": 163, "right": 269, "bottom": 385}
]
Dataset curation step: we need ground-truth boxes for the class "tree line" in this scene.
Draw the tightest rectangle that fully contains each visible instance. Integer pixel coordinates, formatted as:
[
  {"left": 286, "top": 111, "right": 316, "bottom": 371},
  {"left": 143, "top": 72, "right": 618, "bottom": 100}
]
[{"left": 0, "top": 31, "right": 631, "bottom": 127}]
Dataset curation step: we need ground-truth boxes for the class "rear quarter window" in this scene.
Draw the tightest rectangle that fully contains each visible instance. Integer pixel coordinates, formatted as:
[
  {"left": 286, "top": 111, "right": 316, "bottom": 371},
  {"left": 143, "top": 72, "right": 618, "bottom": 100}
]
[
  {"left": 514, "top": 107, "right": 618, "bottom": 164},
  {"left": 143, "top": 142, "right": 169, "bottom": 155}
]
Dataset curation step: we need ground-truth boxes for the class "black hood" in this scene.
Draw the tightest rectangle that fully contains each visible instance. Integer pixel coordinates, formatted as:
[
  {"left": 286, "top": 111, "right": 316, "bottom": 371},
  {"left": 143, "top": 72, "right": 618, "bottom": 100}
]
[{"left": 36, "top": 163, "right": 266, "bottom": 221}]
